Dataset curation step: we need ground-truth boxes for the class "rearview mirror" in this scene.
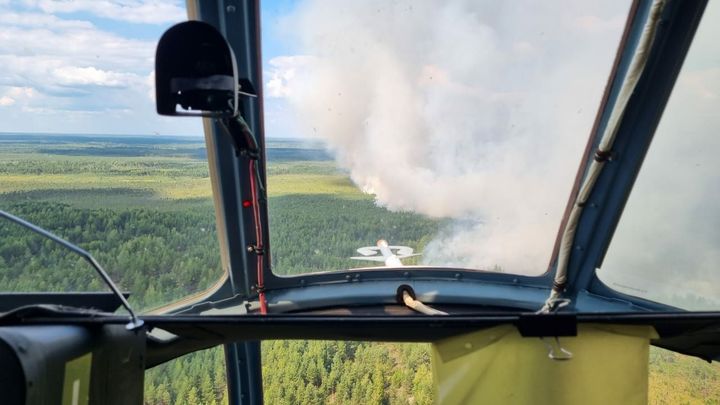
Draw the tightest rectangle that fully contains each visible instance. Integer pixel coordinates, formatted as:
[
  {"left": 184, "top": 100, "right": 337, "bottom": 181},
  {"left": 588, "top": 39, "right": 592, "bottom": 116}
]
[{"left": 155, "top": 21, "right": 238, "bottom": 117}]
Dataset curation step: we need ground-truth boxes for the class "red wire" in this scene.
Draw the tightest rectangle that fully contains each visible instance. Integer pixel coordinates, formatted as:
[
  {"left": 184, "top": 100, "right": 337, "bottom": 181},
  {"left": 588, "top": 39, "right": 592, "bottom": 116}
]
[{"left": 249, "top": 160, "right": 268, "bottom": 314}]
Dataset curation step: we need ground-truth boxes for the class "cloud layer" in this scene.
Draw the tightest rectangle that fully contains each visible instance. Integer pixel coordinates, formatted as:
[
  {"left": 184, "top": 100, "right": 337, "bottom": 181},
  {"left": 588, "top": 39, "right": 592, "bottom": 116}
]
[
  {"left": 23, "top": 0, "right": 185, "bottom": 25},
  {"left": 0, "top": 1, "right": 200, "bottom": 135}
]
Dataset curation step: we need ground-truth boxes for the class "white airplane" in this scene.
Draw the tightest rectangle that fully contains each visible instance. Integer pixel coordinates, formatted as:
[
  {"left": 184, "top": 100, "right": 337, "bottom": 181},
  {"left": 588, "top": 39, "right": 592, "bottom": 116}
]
[{"left": 350, "top": 239, "right": 420, "bottom": 267}]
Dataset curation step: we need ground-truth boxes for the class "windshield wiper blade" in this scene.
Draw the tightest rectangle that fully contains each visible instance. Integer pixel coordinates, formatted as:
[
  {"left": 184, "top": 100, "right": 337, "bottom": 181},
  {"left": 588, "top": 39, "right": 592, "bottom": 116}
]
[{"left": 0, "top": 209, "right": 144, "bottom": 330}]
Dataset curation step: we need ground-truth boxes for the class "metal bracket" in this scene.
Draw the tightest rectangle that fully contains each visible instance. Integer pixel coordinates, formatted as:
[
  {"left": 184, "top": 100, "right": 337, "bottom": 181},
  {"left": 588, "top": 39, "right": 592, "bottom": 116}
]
[
  {"left": 217, "top": 115, "right": 260, "bottom": 159},
  {"left": 541, "top": 336, "right": 573, "bottom": 361},
  {"left": 516, "top": 313, "right": 577, "bottom": 338}
]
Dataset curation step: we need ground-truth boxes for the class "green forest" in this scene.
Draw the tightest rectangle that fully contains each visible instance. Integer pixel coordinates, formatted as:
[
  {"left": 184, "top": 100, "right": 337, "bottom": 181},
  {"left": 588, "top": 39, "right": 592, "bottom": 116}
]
[{"left": 1, "top": 133, "right": 718, "bottom": 404}]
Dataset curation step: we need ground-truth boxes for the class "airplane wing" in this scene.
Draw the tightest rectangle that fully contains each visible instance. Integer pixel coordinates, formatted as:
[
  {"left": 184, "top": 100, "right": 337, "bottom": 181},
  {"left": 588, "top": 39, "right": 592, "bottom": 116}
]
[
  {"left": 390, "top": 246, "right": 415, "bottom": 256},
  {"left": 355, "top": 246, "right": 381, "bottom": 256},
  {"left": 395, "top": 253, "right": 421, "bottom": 259},
  {"left": 350, "top": 256, "right": 386, "bottom": 262},
  {"left": 351, "top": 243, "right": 421, "bottom": 262}
]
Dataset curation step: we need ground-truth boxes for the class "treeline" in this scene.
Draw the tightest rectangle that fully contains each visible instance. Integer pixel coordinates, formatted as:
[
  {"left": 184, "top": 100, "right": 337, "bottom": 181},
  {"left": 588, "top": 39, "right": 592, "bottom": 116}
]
[
  {"left": 0, "top": 155, "right": 337, "bottom": 179},
  {"left": 0, "top": 159, "right": 209, "bottom": 177},
  {"left": 0, "top": 201, "right": 221, "bottom": 309},
  {"left": 37, "top": 146, "right": 208, "bottom": 159},
  {"left": 266, "top": 161, "right": 338, "bottom": 176}
]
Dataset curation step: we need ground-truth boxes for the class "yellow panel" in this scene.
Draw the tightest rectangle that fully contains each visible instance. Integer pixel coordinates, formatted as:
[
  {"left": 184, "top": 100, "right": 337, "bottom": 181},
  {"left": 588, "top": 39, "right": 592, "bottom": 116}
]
[
  {"left": 432, "top": 324, "right": 658, "bottom": 405},
  {"left": 62, "top": 352, "right": 92, "bottom": 405}
]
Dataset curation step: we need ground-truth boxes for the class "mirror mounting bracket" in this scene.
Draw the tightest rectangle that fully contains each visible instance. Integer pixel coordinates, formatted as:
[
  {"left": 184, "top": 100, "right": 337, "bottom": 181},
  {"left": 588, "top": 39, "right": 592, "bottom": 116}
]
[{"left": 217, "top": 115, "right": 260, "bottom": 159}]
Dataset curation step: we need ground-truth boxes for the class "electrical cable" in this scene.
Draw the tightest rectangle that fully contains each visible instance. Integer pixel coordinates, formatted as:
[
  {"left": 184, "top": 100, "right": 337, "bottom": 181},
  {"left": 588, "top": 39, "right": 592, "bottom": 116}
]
[{"left": 248, "top": 159, "right": 268, "bottom": 314}]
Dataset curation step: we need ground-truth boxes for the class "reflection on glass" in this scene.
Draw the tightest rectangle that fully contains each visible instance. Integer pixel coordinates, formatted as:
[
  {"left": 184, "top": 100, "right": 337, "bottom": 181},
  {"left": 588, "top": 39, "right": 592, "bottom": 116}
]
[
  {"left": 262, "top": 1, "right": 630, "bottom": 276},
  {"left": 598, "top": 0, "right": 720, "bottom": 310}
]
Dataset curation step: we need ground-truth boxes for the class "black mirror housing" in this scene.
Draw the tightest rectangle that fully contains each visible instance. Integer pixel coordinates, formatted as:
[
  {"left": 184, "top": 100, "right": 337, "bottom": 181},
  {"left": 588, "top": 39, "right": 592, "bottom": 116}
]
[{"left": 155, "top": 21, "right": 238, "bottom": 117}]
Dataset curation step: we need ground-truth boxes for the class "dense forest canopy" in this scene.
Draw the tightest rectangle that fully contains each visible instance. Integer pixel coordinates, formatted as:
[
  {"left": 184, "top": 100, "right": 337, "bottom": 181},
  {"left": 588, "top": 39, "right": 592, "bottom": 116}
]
[{"left": 0, "top": 134, "right": 717, "bottom": 404}]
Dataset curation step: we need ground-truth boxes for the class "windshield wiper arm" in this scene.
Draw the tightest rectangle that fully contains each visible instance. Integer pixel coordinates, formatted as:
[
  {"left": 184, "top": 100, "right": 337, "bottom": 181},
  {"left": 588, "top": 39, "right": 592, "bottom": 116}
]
[{"left": 0, "top": 209, "right": 144, "bottom": 330}]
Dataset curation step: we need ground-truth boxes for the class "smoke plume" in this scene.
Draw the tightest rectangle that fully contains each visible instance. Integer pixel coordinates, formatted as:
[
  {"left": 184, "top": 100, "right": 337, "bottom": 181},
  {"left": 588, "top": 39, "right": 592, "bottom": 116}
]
[{"left": 268, "top": 1, "right": 629, "bottom": 274}]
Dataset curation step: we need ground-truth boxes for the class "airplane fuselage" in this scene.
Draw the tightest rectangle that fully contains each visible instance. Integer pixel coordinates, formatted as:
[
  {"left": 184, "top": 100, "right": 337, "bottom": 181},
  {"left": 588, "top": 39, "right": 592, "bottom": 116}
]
[{"left": 376, "top": 239, "right": 403, "bottom": 267}]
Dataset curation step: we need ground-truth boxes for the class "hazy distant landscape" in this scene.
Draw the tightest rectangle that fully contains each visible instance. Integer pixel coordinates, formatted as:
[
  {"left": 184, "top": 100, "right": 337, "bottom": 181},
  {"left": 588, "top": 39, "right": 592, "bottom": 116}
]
[{"left": 0, "top": 133, "right": 717, "bottom": 404}]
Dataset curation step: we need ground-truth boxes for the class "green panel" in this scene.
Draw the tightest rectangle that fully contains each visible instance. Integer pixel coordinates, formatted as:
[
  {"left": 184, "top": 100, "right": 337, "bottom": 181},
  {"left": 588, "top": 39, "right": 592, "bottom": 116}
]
[{"left": 62, "top": 353, "right": 92, "bottom": 405}]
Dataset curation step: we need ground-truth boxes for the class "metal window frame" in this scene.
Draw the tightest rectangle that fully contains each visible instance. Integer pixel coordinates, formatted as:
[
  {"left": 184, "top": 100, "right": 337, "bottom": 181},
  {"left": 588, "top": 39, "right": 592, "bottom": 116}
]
[{"left": 177, "top": 0, "right": 710, "bottom": 403}]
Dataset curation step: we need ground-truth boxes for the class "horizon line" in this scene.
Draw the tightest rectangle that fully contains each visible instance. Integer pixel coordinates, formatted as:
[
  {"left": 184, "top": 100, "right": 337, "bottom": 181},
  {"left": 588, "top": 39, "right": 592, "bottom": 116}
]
[{"left": 0, "top": 131, "right": 309, "bottom": 140}]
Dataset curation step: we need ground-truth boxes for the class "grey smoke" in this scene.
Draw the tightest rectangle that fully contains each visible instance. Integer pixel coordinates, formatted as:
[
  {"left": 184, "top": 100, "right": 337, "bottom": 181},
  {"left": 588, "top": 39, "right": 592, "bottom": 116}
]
[{"left": 268, "top": 1, "right": 630, "bottom": 274}]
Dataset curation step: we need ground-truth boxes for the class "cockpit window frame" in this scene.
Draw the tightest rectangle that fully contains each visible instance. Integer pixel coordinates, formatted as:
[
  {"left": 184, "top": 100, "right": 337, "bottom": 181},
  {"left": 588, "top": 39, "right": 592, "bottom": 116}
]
[{"left": 160, "top": 0, "right": 710, "bottom": 319}]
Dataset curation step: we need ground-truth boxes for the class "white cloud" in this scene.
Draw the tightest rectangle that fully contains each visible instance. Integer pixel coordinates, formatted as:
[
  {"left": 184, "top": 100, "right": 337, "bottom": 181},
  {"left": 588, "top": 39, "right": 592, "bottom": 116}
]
[
  {"left": 146, "top": 70, "right": 155, "bottom": 100},
  {"left": 0, "top": 25, "right": 154, "bottom": 71},
  {"left": 21, "top": 105, "right": 132, "bottom": 115},
  {"left": 573, "top": 14, "right": 626, "bottom": 33},
  {"left": 0, "top": 11, "right": 93, "bottom": 29},
  {"left": 0, "top": 20, "right": 154, "bottom": 111},
  {"left": 0, "top": 86, "right": 34, "bottom": 107},
  {"left": 0, "top": 96, "right": 15, "bottom": 106},
  {"left": 679, "top": 68, "right": 720, "bottom": 100},
  {"left": 0, "top": 4, "right": 200, "bottom": 135},
  {"left": 52, "top": 66, "right": 136, "bottom": 87},
  {"left": 6, "top": 86, "right": 35, "bottom": 98},
  {"left": 265, "top": 56, "right": 314, "bottom": 98},
  {"left": 23, "top": 0, "right": 186, "bottom": 24}
]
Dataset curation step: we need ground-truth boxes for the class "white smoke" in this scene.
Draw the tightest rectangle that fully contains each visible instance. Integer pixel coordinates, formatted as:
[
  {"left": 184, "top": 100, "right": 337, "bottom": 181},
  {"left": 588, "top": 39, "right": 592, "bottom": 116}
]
[{"left": 268, "top": 1, "right": 629, "bottom": 274}]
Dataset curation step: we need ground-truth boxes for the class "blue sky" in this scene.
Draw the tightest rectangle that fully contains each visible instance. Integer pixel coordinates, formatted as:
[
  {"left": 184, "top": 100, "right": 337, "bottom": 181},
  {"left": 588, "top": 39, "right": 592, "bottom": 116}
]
[{"left": 0, "top": 0, "right": 296, "bottom": 137}]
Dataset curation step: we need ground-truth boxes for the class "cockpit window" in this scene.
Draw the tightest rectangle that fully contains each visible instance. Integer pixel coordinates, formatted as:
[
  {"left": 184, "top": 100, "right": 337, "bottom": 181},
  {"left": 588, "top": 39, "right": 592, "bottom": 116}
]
[
  {"left": 262, "top": 1, "right": 631, "bottom": 276},
  {"left": 598, "top": 0, "right": 720, "bottom": 310},
  {"left": 0, "top": 2, "right": 222, "bottom": 311}
]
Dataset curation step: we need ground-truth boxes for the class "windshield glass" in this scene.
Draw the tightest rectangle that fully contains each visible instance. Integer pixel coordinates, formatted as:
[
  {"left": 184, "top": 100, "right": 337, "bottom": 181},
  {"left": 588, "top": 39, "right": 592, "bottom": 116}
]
[
  {"left": 262, "top": 0, "right": 631, "bottom": 276},
  {"left": 0, "top": 2, "right": 222, "bottom": 311},
  {"left": 597, "top": 0, "right": 720, "bottom": 310}
]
